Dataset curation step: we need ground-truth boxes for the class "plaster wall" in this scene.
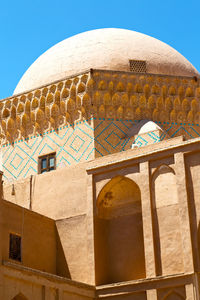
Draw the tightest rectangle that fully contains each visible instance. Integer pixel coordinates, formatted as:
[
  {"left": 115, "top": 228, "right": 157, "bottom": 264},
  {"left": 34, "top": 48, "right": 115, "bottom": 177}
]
[
  {"left": 93, "top": 151, "right": 187, "bottom": 282},
  {"left": 185, "top": 151, "right": 200, "bottom": 270},
  {"left": 56, "top": 215, "right": 90, "bottom": 284},
  {"left": 3, "top": 162, "right": 88, "bottom": 220},
  {"left": 2, "top": 265, "right": 95, "bottom": 300},
  {"left": 3, "top": 136, "right": 200, "bottom": 295},
  {"left": 2, "top": 263, "right": 194, "bottom": 300},
  {"left": 3, "top": 162, "right": 95, "bottom": 284},
  {"left": 94, "top": 175, "right": 145, "bottom": 285},
  {"left": 2, "top": 201, "right": 56, "bottom": 274}
]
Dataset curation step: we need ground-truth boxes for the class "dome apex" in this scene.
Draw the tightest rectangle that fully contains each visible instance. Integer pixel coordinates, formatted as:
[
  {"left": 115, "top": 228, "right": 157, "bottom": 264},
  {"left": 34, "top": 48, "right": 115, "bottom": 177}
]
[{"left": 14, "top": 28, "right": 199, "bottom": 95}]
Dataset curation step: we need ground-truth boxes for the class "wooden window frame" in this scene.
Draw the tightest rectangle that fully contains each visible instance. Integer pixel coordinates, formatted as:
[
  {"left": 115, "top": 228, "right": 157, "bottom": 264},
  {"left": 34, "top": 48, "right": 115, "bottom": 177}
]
[
  {"left": 38, "top": 152, "right": 56, "bottom": 174},
  {"left": 9, "top": 233, "right": 22, "bottom": 262}
]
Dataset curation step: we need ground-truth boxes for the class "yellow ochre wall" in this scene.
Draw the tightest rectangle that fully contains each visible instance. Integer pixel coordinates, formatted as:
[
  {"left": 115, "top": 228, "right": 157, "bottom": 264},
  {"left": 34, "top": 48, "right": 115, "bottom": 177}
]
[
  {"left": 2, "top": 200, "right": 56, "bottom": 274},
  {"left": 2, "top": 137, "right": 200, "bottom": 298},
  {"left": 1, "top": 70, "right": 200, "bottom": 181},
  {"left": 1, "top": 69, "right": 200, "bottom": 298}
]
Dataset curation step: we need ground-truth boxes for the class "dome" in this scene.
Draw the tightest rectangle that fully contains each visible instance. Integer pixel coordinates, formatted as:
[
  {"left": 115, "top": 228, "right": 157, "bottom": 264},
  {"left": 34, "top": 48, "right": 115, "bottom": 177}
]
[{"left": 14, "top": 28, "right": 199, "bottom": 95}]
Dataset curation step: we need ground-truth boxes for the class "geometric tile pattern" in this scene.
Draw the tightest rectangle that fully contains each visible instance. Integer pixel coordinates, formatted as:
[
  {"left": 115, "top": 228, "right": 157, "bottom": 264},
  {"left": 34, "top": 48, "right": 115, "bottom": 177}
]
[
  {"left": 2, "top": 120, "right": 95, "bottom": 180},
  {"left": 94, "top": 118, "right": 131, "bottom": 157},
  {"left": 2, "top": 118, "right": 200, "bottom": 180}
]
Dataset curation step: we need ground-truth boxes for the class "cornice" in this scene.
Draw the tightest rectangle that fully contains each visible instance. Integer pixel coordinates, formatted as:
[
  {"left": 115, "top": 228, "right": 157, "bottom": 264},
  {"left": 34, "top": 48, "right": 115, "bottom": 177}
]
[{"left": 0, "top": 70, "right": 200, "bottom": 145}]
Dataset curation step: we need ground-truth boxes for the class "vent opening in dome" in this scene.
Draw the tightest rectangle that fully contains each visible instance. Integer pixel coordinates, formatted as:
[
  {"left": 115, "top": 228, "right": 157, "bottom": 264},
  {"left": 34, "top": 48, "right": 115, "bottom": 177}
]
[{"left": 129, "top": 60, "right": 147, "bottom": 73}]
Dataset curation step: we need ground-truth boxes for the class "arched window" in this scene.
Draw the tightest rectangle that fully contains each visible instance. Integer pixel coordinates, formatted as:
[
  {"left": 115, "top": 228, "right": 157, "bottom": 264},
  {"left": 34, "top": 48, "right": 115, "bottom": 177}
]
[{"left": 95, "top": 176, "right": 146, "bottom": 284}]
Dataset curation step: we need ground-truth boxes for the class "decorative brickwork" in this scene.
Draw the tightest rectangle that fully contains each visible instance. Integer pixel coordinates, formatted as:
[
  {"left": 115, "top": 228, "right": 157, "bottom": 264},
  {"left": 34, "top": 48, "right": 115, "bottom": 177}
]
[
  {"left": 2, "top": 120, "right": 95, "bottom": 180},
  {"left": 1, "top": 69, "right": 200, "bottom": 146},
  {"left": 2, "top": 116, "right": 200, "bottom": 180},
  {"left": 1, "top": 69, "right": 200, "bottom": 180}
]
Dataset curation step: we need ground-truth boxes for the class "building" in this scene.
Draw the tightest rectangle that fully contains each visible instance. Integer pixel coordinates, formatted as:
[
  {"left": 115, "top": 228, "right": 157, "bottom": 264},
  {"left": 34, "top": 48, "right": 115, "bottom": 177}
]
[{"left": 0, "top": 28, "right": 200, "bottom": 299}]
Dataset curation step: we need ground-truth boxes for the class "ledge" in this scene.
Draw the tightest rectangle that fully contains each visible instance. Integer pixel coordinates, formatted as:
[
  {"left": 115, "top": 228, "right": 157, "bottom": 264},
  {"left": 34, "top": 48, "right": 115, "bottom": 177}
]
[
  {"left": 3, "top": 260, "right": 94, "bottom": 291},
  {"left": 86, "top": 135, "right": 200, "bottom": 173}
]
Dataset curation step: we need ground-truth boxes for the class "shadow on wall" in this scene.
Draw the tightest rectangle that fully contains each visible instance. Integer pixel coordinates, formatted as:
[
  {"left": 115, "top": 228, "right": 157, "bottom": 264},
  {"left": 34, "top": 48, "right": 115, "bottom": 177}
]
[
  {"left": 157, "top": 286, "right": 186, "bottom": 300},
  {"left": 56, "top": 227, "right": 71, "bottom": 279},
  {"left": 151, "top": 164, "right": 184, "bottom": 276},
  {"left": 163, "top": 291, "right": 185, "bottom": 300},
  {"left": 184, "top": 153, "right": 200, "bottom": 271},
  {"left": 12, "top": 294, "right": 28, "bottom": 300},
  {"left": 95, "top": 175, "right": 146, "bottom": 285}
]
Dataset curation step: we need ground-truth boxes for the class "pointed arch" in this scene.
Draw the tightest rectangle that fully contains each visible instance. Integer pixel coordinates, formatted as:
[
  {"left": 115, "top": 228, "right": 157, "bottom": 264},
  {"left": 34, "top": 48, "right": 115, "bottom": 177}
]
[
  {"left": 152, "top": 164, "right": 175, "bottom": 182},
  {"left": 97, "top": 175, "right": 141, "bottom": 219},
  {"left": 152, "top": 164, "right": 184, "bottom": 276},
  {"left": 127, "top": 119, "right": 166, "bottom": 137},
  {"left": 95, "top": 176, "right": 145, "bottom": 284},
  {"left": 12, "top": 293, "right": 28, "bottom": 300},
  {"left": 163, "top": 290, "right": 185, "bottom": 300}
]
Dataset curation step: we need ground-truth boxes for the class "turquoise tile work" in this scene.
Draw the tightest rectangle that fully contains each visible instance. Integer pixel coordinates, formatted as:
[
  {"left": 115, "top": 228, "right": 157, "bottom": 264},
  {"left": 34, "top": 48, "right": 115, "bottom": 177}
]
[
  {"left": 2, "top": 118, "right": 200, "bottom": 180},
  {"left": 2, "top": 121, "right": 94, "bottom": 180}
]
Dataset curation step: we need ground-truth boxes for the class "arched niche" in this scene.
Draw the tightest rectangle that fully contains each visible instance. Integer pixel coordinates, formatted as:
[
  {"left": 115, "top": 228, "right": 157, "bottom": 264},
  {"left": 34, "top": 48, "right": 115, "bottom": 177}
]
[
  {"left": 163, "top": 290, "right": 185, "bottom": 300},
  {"left": 152, "top": 164, "right": 184, "bottom": 276},
  {"left": 152, "top": 164, "right": 178, "bottom": 208},
  {"left": 12, "top": 293, "right": 28, "bottom": 300},
  {"left": 97, "top": 175, "right": 141, "bottom": 219},
  {"left": 95, "top": 175, "right": 146, "bottom": 285}
]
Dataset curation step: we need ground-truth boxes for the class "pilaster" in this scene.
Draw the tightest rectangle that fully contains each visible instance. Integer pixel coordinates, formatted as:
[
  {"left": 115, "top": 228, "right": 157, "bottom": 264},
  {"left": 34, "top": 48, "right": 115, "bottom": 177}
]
[
  {"left": 140, "top": 161, "right": 156, "bottom": 278},
  {"left": 146, "top": 289, "right": 157, "bottom": 300},
  {"left": 174, "top": 152, "right": 194, "bottom": 273},
  {"left": 86, "top": 173, "right": 96, "bottom": 285}
]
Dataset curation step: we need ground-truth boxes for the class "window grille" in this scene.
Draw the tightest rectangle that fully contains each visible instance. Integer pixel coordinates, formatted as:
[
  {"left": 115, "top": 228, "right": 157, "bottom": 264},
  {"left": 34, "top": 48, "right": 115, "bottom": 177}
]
[
  {"left": 9, "top": 233, "right": 21, "bottom": 262},
  {"left": 129, "top": 60, "right": 147, "bottom": 73},
  {"left": 38, "top": 152, "right": 56, "bottom": 174}
]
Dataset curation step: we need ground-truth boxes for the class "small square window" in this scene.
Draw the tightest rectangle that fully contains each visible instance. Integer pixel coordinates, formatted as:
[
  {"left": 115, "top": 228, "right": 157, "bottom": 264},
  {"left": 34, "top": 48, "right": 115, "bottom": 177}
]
[
  {"left": 9, "top": 233, "right": 21, "bottom": 262},
  {"left": 38, "top": 153, "right": 56, "bottom": 174}
]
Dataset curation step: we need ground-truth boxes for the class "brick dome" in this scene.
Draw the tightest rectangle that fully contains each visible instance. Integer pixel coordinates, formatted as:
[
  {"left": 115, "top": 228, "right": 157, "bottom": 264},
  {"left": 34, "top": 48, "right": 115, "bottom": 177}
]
[{"left": 14, "top": 28, "right": 199, "bottom": 95}]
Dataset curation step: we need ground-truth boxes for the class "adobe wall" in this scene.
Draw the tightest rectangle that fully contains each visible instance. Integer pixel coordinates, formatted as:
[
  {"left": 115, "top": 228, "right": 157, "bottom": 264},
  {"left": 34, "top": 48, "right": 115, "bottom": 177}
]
[
  {"left": 1, "top": 69, "right": 200, "bottom": 181},
  {"left": 2, "top": 201, "right": 56, "bottom": 274},
  {"left": 2, "top": 263, "right": 95, "bottom": 300},
  {"left": 2, "top": 263, "right": 197, "bottom": 299},
  {"left": 2, "top": 136, "right": 200, "bottom": 298},
  {"left": 3, "top": 136, "right": 200, "bottom": 287},
  {"left": 3, "top": 162, "right": 88, "bottom": 219},
  {"left": 86, "top": 136, "right": 200, "bottom": 289}
]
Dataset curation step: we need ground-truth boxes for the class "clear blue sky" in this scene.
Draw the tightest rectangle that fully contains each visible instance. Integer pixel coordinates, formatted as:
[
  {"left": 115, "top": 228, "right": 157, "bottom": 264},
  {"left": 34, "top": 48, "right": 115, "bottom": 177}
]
[{"left": 1, "top": 0, "right": 200, "bottom": 99}]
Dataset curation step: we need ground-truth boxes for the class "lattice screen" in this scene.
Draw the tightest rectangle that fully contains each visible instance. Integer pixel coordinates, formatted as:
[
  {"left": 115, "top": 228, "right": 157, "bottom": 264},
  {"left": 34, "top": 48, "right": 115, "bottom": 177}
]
[{"left": 129, "top": 60, "right": 147, "bottom": 73}]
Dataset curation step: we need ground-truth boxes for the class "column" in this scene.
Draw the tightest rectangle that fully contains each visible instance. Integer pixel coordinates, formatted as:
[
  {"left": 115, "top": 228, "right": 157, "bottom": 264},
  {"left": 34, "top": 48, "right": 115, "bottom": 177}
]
[
  {"left": 57, "top": 288, "right": 63, "bottom": 300},
  {"left": 86, "top": 173, "right": 96, "bottom": 285},
  {"left": 174, "top": 152, "right": 194, "bottom": 273},
  {"left": 185, "top": 283, "right": 196, "bottom": 300},
  {"left": 147, "top": 289, "right": 157, "bottom": 300},
  {"left": 140, "top": 162, "right": 156, "bottom": 278}
]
